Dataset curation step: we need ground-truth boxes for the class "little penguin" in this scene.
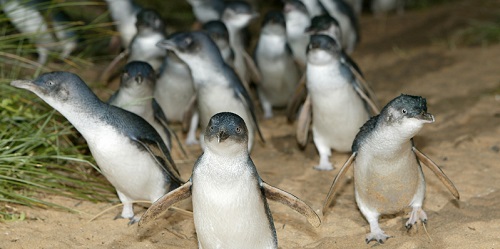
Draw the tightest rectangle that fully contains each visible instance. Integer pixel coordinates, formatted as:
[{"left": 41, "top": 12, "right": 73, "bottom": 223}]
[
  {"left": 299, "top": 0, "right": 325, "bottom": 17},
  {"left": 104, "top": 0, "right": 141, "bottom": 48},
  {"left": 139, "top": 112, "right": 321, "bottom": 248},
  {"left": 202, "top": 20, "right": 235, "bottom": 66},
  {"left": 221, "top": 1, "right": 261, "bottom": 88},
  {"left": 186, "top": 0, "right": 225, "bottom": 24},
  {"left": 318, "top": 0, "right": 359, "bottom": 54},
  {"left": 283, "top": 0, "right": 311, "bottom": 68},
  {"left": 1, "top": 0, "right": 78, "bottom": 65},
  {"left": 11, "top": 72, "right": 184, "bottom": 224},
  {"left": 109, "top": 61, "right": 173, "bottom": 150},
  {"left": 254, "top": 10, "right": 301, "bottom": 119},
  {"left": 156, "top": 31, "right": 264, "bottom": 152},
  {"left": 301, "top": 34, "right": 379, "bottom": 171},
  {"left": 323, "top": 94, "right": 460, "bottom": 244},
  {"left": 128, "top": 9, "right": 167, "bottom": 71}
]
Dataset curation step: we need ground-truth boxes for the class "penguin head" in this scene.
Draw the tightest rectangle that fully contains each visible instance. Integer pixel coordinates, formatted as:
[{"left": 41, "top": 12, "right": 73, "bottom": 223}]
[
  {"left": 157, "top": 31, "right": 222, "bottom": 65},
  {"left": 283, "top": 0, "right": 309, "bottom": 22},
  {"left": 381, "top": 94, "right": 435, "bottom": 138},
  {"left": 202, "top": 20, "right": 230, "bottom": 48},
  {"left": 120, "top": 61, "right": 156, "bottom": 91},
  {"left": 222, "top": 1, "right": 258, "bottom": 29},
  {"left": 11, "top": 72, "right": 99, "bottom": 111},
  {"left": 307, "top": 34, "right": 341, "bottom": 65},
  {"left": 306, "top": 14, "right": 342, "bottom": 41},
  {"left": 204, "top": 112, "right": 249, "bottom": 155},
  {"left": 261, "top": 11, "right": 286, "bottom": 36},
  {"left": 136, "top": 9, "right": 165, "bottom": 34}
]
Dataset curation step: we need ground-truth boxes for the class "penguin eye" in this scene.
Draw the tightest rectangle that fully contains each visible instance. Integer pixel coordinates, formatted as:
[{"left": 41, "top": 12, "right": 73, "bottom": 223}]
[
  {"left": 209, "top": 126, "right": 215, "bottom": 132},
  {"left": 402, "top": 109, "right": 407, "bottom": 114},
  {"left": 47, "top": 81, "right": 54, "bottom": 86},
  {"left": 235, "top": 127, "right": 242, "bottom": 134}
]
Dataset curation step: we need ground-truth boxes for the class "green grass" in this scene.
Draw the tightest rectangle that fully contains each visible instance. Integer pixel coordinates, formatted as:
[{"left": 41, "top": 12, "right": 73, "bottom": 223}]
[{"left": 0, "top": 1, "right": 117, "bottom": 221}]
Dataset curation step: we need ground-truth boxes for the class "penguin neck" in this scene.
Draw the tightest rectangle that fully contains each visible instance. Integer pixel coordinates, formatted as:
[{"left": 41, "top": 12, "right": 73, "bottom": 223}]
[
  {"left": 188, "top": 59, "right": 228, "bottom": 87},
  {"left": 258, "top": 34, "right": 287, "bottom": 57},
  {"left": 306, "top": 59, "right": 345, "bottom": 90},
  {"left": 56, "top": 97, "right": 110, "bottom": 137},
  {"left": 368, "top": 120, "right": 423, "bottom": 156},
  {"left": 285, "top": 14, "right": 310, "bottom": 39}
]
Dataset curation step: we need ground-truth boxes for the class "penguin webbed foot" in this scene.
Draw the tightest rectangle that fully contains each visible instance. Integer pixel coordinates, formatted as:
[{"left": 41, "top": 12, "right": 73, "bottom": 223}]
[
  {"left": 313, "top": 162, "right": 334, "bottom": 171},
  {"left": 405, "top": 207, "right": 428, "bottom": 230},
  {"left": 365, "top": 231, "right": 391, "bottom": 244},
  {"left": 128, "top": 215, "right": 142, "bottom": 225}
]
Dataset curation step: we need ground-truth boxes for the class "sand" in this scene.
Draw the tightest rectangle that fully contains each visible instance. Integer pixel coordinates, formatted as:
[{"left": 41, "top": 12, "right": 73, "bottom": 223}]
[{"left": 1, "top": 1, "right": 499, "bottom": 248}]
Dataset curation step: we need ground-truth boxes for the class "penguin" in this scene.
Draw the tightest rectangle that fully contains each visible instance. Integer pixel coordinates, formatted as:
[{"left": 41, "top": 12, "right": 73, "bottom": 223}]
[
  {"left": 254, "top": 11, "right": 301, "bottom": 119},
  {"left": 299, "top": 0, "right": 325, "bottom": 17},
  {"left": 1, "top": 0, "right": 78, "bottom": 65},
  {"left": 155, "top": 52, "right": 195, "bottom": 124},
  {"left": 156, "top": 31, "right": 264, "bottom": 152},
  {"left": 318, "top": 0, "right": 359, "bottom": 54},
  {"left": 104, "top": 0, "right": 141, "bottom": 48},
  {"left": 108, "top": 61, "right": 172, "bottom": 150},
  {"left": 283, "top": 0, "right": 311, "bottom": 68},
  {"left": 221, "top": 1, "right": 261, "bottom": 88},
  {"left": 371, "top": 0, "right": 406, "bottom": 16},
  {"left": 323, "top": 94, "right": 460, "bottom": 243},
  {"left": 202, "top": 20, "right": 235, "bottom": 66},
  {"left": 127, "top": 9, "right": 167, "bottom": 72},
  {"left": 300, "top": 34, "right": 379, "bottom": 171},
  {"left": 186, "top": 0, "right": 225, "bottom": 24},
  {"left": 11, "top": 72, "right": 184, "bottom": 224},
  {"left": 139, "top": 112, "right": 321, "bottom": 248}
]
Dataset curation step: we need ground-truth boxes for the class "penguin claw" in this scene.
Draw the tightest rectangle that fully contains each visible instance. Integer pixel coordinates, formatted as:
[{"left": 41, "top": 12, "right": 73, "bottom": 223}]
[
  {"left": 365, "top": 231, "right": 390, "bottom": 244},
  {"left": 128, "top": 216, "right": 140, "bottom": 225}
]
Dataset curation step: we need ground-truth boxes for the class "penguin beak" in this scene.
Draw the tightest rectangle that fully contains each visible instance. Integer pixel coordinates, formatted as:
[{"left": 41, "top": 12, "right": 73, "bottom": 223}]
[
  {"left": 157, "top": 39, "right": 176, "bottom": 51},
  {"left": 10, "top": 80, "right": 37, "bottom": 92},
  {"left": 217, "top": 130, "right": 229, "bottom": 143},
  {"left": 417, "top": 112, "right": 435, "bottom": 123}
]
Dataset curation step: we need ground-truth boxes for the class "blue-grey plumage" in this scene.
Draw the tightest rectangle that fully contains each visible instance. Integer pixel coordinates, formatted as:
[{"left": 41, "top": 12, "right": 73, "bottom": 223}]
[
  {"left": 202, "top": 20, "right": 235, "bottom": 66},
  {"left": 323, "top": 94, "right": 459, "bottom": 243},
  {"left": 186, "top": 0, "right": 225, "bottom": 23},
  {"left": 283, "top": 0, "right": 311, "bottom": 67},
  {"left": 305, "top": 34, "right": 375, "bottom": 170},
  {"left": 128, "top": 9, "right": 166, "bottom": 71},
  {"left": 318, "top": 0, "right": 359, "bottom": 54},
  {"left": 11, "top": 72, "right": 183, "bottom": 224},
  {"left": 109, "top": 61, "right": 173, "bottom": 150},
  {"left": 221, "top": 1, "right": 259, "bottom": 86},
  {"left": 104, "top": 0, "right": 141, "bottom": 48},
  {"left": 254, "top": 11, "right": 301, "bottom": 119},
  {"left": 155, "top": 52, "right": 195, "bottom": 124},
  {"left": 299, "top": 0, "right": 325, "bottom": 17},
  {"left": 156, "top": 31, "right": 264, "bottom": 152},
  {"left": 1, "top": 0, "right": 78, "bottom": 65},
  {"left": 139, "top": 112, "right": 320, "bottom": 248}
]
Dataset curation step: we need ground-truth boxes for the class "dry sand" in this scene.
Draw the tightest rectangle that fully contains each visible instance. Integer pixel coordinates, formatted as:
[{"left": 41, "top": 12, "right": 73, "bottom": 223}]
[{"left": 1, "top": 1, "right": 499, "bottom": 248}]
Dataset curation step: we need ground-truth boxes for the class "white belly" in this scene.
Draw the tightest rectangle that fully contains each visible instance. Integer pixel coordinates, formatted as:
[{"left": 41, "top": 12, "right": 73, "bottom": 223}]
[
  {"left": 258, "top": 54, "right": 299, "bottom": 107},
  {"left": 129, "top": 33, "right": 166, "bottom": 70},
  {"left": 192, "top": 155, "right": 276, "bottom": 249},
  {"left": 86, "top": 125, "right": 167, "bottom": 202}
]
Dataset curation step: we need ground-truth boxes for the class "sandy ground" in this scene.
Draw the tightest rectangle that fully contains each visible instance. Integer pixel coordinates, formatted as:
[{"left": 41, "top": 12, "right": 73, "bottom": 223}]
[{"left": 1, "top": 1, "right": 500, "bottom": 248}]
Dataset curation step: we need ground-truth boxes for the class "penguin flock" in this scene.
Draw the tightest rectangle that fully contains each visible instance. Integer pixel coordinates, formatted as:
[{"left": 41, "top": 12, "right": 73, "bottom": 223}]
[{"left": 7, "top": 0, "right": 460, "bottom": 247}]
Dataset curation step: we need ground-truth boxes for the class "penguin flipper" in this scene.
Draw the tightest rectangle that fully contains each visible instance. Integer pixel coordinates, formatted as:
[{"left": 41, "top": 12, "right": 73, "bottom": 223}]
[
  {"left": 413, "top": 147, "right": 460, "bottom": 199},
  {"left": 242, "top": 50, "right": 261, "bottom": 84},
  {"left": 261, "top": 182, "right": 321, "bottom": 228},
  {"left": 354, "top": 85, "right": 380, "bottom": 116},
  {"left": 132, "top": 137, "right": 184, "bottom": 185},
  {"left": 296, "top": 94, "right": 312, "bottom": 148},
  {"left": 138, "top": 180, "right": 192, "bottom": 227},
  {"left": 285, "top": 73, "right": 307, "bottom": 123},
  {"left": 182, "top": 95, "right": 198, "bottom": 133},
  {"left": 323, "top": 152, "right": 356, "bottom": 214}
]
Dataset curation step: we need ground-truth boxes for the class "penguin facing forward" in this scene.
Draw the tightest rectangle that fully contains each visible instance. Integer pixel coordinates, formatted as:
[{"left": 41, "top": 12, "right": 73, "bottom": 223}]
[
  {"left": 254, "top": 11, "right": 301, "bottom": 119},
  {"left": 300, "top": 34, "right": 378, "bottom": 171},
  {"left": 139, "top": 112, "right": 320, "bottom": 248},
  {"left": 11, "top": 72, "right": 184, "bottom": 224},
  {"left": 283, "top": 0, "right": 311, "bottom": 68},
  {"left": 156, "top": 31, "right": 264, "bottom": 152},
  {"left": 186, "top": 0, "right": 225, "bottom": 24},
  {"left": 318, "top": 0, "right": 360, "bottom": 54},
  {"left": 104, "top": 0, "right": 141, "bottom": 48},
  {"left": 109, "top": 61, "right": 173, "bottom": 150},
  {"left": 323, "top": 94, "right": 460, "bottom": 244}
]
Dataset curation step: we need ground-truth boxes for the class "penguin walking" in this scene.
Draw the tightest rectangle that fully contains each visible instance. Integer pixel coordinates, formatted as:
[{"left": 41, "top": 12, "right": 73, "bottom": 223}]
[
  {"left": 11, "top": 72, "right": 183, "bottom": 224},
  {"left": 323, "top": 94, "right": 460, "bottom": 243},
  {"left": 139, "top": 112, "right": 320, "bottom": 248}
]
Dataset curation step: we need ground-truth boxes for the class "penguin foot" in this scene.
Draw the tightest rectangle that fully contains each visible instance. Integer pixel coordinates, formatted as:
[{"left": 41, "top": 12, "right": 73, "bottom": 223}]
[
  {"left": 185, "top": 136, "right": 199, "bottom": 145},
  {"left": 313, "top": 162, "right": 334, "bottom": 171},
  {"left": 406, "top": 207, "right": 427, "bottom": 230},
  {"left": 365, "top": 230, "right": 391, "bottom": 244},
  {"left": 128, "top": 215, "right": 142, "bottom": 225}
]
